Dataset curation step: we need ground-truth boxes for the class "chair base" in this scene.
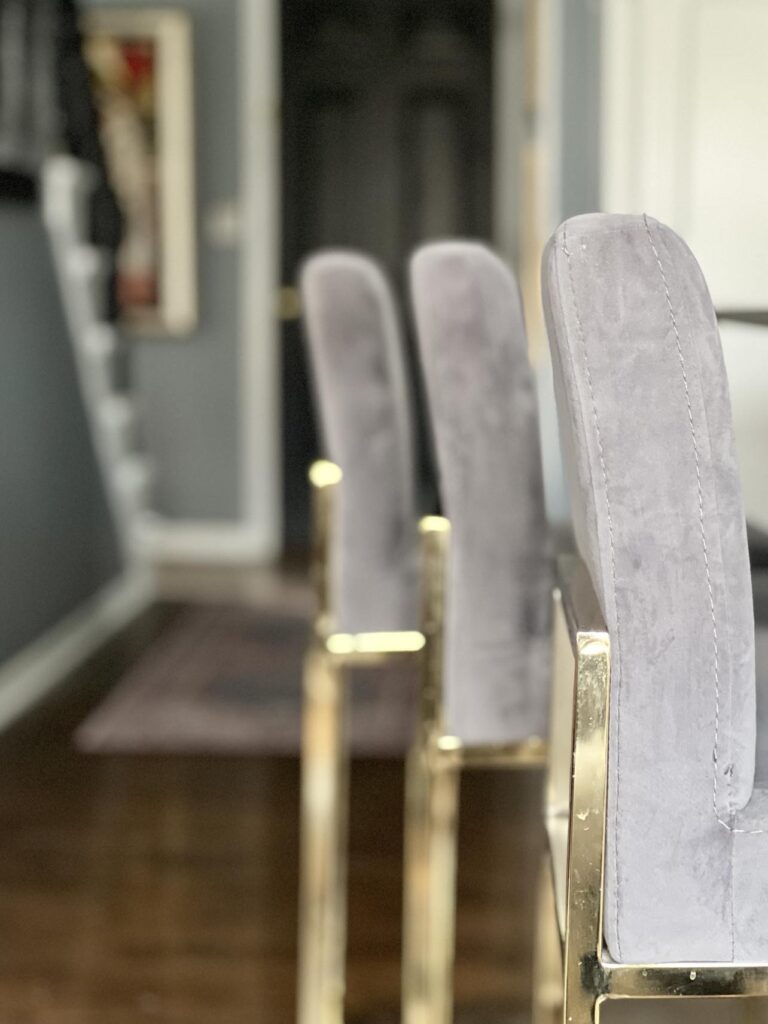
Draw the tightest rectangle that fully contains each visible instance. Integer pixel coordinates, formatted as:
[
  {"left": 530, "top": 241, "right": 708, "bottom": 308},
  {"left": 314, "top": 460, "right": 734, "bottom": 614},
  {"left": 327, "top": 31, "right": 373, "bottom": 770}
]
[
  {"left": 296, "top": 632, "right": 425, "bottom": 1024},
  {"left": 534, "top": 557, "right": 768, "bottom": 1024},
  {"left": 402, "top": 513, "right": 547, "bottom": 1024},
  {"left": 297, "top": 642, "right": 349, "bottom": 1024},
  {"left": 401, "top": 736, "right": 461, "bottom": 1024},
  {"left": 401, "top": 732, "right": 546, "bottom": 1024},
  {"left": 533, "top": 908, "right": 768, "bottom": 1024}
]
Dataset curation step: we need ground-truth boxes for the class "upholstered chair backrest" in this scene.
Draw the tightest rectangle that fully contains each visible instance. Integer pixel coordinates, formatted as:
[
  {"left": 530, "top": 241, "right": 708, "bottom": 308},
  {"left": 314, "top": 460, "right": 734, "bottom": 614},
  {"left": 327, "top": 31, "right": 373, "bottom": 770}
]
[
  {"left": 542, "top": 213, "right": 756, "bottom": 963},
  {"left": 410, "top": 242, "right": 551, "bottom": 745},
  {"left": 301, "top": 251, "right": 419, "bottom": 634}
]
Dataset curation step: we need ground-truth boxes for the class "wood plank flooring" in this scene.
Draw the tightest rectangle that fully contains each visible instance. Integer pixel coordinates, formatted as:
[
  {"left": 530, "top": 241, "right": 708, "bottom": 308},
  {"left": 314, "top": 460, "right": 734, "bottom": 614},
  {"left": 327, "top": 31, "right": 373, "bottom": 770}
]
[{"left": 0, "top": 603, "right": 543, "bottom": 1023}]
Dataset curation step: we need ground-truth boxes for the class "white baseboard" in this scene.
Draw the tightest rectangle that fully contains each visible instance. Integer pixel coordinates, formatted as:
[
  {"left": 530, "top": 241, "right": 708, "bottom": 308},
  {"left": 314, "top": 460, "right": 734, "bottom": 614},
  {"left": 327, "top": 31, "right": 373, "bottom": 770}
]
[
  {"left": 138, "top": 517, "right": 281, "bottom": 566},
  {"left": 0, "top": 569, "right": 153, "bottom": 732}
]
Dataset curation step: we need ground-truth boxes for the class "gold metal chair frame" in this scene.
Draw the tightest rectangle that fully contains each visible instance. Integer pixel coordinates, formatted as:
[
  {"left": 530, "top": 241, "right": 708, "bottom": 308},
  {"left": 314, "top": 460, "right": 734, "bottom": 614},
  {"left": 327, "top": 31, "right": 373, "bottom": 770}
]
[
  {"left": 297, "top": 460, "right": 547, "bottom": 1024},
  {"left": 401, "top": 516, "right": 547, "bottom": 1024},
  {"left": 297, "top": 460, "right": 425, "bottom": 1024},
  {"left": 533, "top": 554, "right": 768, "bottom": 1024}
]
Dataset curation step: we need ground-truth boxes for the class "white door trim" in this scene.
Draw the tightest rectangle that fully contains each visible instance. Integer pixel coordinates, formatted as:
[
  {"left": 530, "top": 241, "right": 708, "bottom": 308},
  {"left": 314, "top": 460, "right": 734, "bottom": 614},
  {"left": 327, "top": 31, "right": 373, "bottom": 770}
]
[
  {"left": 238, "top": 0, "right": 282, "bottom": 563},
  {"left": 141, "top": 0, "right": 282, "bottom": 567}
]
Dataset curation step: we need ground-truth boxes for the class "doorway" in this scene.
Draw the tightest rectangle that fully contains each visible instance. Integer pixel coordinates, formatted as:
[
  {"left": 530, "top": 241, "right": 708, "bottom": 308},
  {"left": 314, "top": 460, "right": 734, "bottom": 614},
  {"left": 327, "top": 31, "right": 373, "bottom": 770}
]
[{"left": 280, "top": 0, "right": 494, "bottom": 546}]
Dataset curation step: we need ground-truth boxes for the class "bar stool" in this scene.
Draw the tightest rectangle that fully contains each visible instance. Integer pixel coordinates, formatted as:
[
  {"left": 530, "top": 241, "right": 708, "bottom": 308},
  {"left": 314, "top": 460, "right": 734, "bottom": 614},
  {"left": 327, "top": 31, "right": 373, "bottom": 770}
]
[
  {"left": 296, "top": 251, "right": 424, "bottom": 1024},
  {"left": 405, "top": 241, "right": 553, "bottom": 1024},
  {"left": 535, "top": 212, "right": 768, "bottom": 1023}
]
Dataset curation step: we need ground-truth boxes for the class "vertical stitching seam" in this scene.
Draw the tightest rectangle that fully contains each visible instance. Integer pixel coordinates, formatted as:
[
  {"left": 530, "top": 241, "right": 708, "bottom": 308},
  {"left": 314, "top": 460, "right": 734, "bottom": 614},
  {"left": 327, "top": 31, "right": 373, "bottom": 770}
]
[
  {"left": 643, "top": 214, "right": 745, "bottom": 959},
  {"left": 643, "top": 216, "right": 724, "bottom": 814},
  {"left": 642, "top": 215, "right": 763, "bottom": 837}
]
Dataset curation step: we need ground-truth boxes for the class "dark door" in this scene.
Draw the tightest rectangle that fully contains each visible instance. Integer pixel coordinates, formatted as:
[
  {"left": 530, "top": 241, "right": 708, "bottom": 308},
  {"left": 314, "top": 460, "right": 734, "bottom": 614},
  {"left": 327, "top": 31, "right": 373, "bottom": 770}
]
[{"left": 281, "top": 0, "right": 493, "bottom": 547}]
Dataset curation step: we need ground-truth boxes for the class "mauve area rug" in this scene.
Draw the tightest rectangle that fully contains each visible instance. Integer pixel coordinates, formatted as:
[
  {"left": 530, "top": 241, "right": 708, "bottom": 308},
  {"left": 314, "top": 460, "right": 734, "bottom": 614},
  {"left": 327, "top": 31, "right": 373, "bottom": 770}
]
[{"left": 75, "top": 602, "right": 418, "bottom": 757}]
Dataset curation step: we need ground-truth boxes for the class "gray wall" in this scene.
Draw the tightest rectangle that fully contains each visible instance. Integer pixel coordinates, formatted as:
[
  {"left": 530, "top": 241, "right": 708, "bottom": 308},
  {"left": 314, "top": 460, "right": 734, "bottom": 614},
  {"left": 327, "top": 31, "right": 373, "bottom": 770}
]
[
  {"left": 83, "top": 0, "right": 242, "bottom": 520},
  {"left": 80, "top": 0, "right": 601, "bottom": 524},
  {"left": 0, "top": 201, "right": 122, "bottom": 664}
]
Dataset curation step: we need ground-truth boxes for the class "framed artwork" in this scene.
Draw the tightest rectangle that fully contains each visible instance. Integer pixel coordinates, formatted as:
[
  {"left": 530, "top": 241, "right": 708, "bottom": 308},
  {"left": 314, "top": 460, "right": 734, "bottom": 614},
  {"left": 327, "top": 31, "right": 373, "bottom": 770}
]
[{"left": 82, "top": 8, "right": 197, "bottom": 335}]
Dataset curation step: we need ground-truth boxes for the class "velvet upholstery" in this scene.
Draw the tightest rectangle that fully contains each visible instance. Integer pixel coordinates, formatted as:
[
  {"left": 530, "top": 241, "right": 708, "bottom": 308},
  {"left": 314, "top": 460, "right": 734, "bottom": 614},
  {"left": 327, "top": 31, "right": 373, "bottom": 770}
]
[
  {"left": 301, "top": 251, "right": 419, "bottom": 634},
  {"left": 410, "top": 242, "right": 551, "bottom": 745},
  {"left": 542, "top": 212, "right": 768, "bottom": 963},
  {"left": 755, "top": 626, "right": 768, "bottom": 786}
]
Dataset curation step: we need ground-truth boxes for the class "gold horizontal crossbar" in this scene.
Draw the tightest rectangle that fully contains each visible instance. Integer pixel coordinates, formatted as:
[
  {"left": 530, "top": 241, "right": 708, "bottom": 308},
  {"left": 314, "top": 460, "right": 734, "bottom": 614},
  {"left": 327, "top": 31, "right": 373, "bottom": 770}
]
[
  {"left": 435, "top": 734, "right": 547, "bottom": 769},
  {"left": 324, "top": 630, "right": 425, "bottom": 666},
  {"left": 600, "top": 961, "right": 768, "bottom": 1001}
]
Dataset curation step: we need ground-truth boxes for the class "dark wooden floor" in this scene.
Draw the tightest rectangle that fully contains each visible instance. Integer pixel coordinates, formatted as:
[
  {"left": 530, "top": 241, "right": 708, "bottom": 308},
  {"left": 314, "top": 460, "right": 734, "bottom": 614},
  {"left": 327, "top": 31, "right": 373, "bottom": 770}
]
[{"left": 0, "top": 604, "right": 544, "bottom": 1024}]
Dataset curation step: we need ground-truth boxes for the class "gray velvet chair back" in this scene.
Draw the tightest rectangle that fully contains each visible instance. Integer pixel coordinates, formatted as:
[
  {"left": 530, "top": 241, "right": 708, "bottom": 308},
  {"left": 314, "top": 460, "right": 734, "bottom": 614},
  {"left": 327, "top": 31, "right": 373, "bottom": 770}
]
[
  {"left": 300, "top": 251, "right": 419, "bottom": 634},
  {"left": 542, "top": 213, "right": 759, "bottom": 963},
  {"left": 410, "top": 242, "right": 551, "bottom": 745}
]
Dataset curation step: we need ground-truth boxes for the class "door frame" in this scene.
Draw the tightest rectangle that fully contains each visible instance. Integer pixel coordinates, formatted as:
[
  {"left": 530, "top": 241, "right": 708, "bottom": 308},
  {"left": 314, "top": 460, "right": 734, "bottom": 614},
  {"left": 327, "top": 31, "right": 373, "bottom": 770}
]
[
  {"left": 140, "top": 0, "right": 282, "bottom": 566},
  {"left": 238, "top": 0, "right": 281, "bottom": 562},
  {"left": 237, "top": 0, "right": 553, "bottom": 561}
]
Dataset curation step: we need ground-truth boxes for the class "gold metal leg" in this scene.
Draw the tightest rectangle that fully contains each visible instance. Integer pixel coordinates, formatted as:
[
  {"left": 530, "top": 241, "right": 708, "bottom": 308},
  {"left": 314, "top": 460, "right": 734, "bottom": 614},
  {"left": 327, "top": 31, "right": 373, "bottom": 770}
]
[
  {"left": 426, "top": 753, "right": 461, "bottom": 1024},
  {"left": 401, "top": 743, "right": 429, "bottom": 1024},
  {"left": 401, "top": 739, "right": 460, "bottom": 1024},
  {"left": 532, "top": 856, "right": 563, "bottom": 1024},
  {"left": 297, "top": 644, "right": 349, "bottom": 1024}
]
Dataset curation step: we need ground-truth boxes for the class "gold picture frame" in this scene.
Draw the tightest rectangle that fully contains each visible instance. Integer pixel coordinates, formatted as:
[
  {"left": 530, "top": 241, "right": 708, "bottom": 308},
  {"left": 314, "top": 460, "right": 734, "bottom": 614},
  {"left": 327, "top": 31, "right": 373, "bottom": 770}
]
[{"left": 82, "top": 7, "right": 197, "bottom": 335}]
